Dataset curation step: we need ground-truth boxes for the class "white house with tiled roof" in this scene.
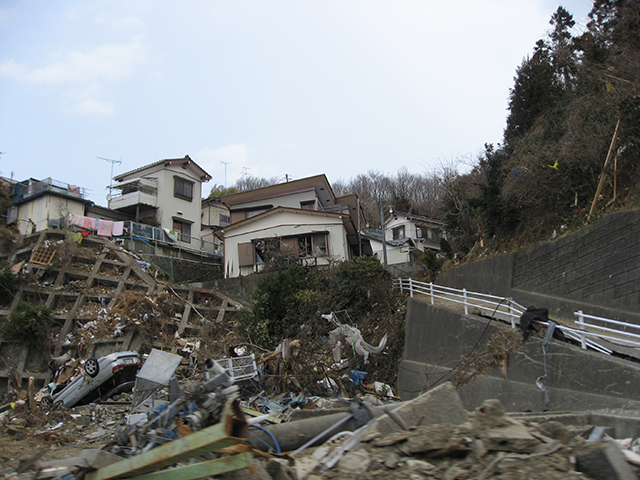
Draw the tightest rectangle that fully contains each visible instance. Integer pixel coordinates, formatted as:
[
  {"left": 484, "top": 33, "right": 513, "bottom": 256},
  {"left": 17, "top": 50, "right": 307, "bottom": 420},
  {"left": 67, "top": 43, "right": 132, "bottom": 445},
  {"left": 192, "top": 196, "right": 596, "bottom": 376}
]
[{"left": 108, "top": 156, "right": 211, "bottom": 247}]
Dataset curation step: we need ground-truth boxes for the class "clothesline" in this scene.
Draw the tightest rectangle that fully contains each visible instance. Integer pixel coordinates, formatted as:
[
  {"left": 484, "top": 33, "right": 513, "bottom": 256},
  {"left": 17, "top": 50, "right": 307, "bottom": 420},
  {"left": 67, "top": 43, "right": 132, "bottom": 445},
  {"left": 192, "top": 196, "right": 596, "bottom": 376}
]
[{"left": 70, "top": 215, "right": 124, "bottom": 238}]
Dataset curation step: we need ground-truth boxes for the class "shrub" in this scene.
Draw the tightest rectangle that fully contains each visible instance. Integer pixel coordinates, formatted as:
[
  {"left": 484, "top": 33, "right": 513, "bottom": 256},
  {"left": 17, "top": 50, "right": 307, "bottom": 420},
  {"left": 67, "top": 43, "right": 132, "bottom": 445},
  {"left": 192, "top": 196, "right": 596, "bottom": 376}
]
[
  {"left": 330, "top": 255, "right": 393, "bottom": 312},
  {"left": 0, "top": 302, "right": 54, "bottom": 349},
  {"left": 0, "top": 261, "right": 20, "bottom": 306}
]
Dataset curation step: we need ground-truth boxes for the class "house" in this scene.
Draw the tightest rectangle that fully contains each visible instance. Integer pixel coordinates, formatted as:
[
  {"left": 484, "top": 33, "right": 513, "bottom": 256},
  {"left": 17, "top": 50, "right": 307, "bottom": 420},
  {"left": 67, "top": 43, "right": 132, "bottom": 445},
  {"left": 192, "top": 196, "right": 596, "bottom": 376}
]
[
  {"left": 200, "top": 197, "right": 230, "bottom": 256},
  {"left": 220, "top": 174, "right": 367, "bottom": 278},
  {"left": 108, "top": 156, "right": 211, "bottom": 249},
  {"left": 7, "top": 177, "right": 92, "bottom": 235},
  {"left": 385, "top": 211, "right": 448, "bottom": 252},
  {"left": 365, "top": 233, "right": 417, "bottom": 266}
]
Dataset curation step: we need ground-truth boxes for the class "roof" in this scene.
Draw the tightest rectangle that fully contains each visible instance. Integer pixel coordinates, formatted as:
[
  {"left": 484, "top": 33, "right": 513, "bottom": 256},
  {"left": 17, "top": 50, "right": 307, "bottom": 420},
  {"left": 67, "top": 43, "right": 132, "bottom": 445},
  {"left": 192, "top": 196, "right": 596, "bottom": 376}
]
[
  {"left": 222, "top": 174, "right": 336, "bottom": 209},
  {"left": 361, "top": 233, "right": 416, "bottom": 247},
  {"left": 219, "top": 206, "right": 344, "bottom": 234},
  {"left": 385, "top": 210, "right": 446, "bottom": 226},
  {"left": 114, "top": 156, "right": 212, "bottom": 182}
]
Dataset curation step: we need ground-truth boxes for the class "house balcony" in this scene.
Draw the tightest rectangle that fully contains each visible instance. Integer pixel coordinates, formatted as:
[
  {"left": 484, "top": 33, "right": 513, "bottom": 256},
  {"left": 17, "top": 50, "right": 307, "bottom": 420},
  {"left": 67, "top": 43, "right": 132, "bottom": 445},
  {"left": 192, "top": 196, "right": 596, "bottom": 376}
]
[{"left": 109, "top": 177, "right": 158, "bottom": 212}]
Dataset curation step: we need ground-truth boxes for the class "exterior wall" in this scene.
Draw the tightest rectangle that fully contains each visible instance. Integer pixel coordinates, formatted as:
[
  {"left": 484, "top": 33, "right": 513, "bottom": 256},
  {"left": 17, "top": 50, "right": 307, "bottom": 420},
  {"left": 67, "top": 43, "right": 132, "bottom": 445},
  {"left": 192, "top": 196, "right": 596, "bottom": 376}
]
[
  {"left": 16, "top": 194, "right": 85, "bottom": 234},
  {"left": 223, "top": 210, "right": 347, "bottom": 278},
  {"left": 369, "top": 239, "right": 412, "bottom": 265},
  {"left": 202, "top": 201, "right": 230, "bottom": 228},
  {"left": 154, "top": 167, "right": 203, "bottom": 246},
  {"left": 229, "top": 189, "right": 317, "bottom": 212}
]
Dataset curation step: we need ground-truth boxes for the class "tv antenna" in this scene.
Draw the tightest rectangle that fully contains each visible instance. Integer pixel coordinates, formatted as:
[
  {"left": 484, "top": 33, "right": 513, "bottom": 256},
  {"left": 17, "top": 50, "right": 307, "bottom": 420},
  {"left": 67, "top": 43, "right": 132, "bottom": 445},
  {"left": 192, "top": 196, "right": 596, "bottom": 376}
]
[
  {"left": 97, "top": 157, "right": 122, "bottom": 195},
  {"left": 241, "top": 166, "right": 251, "bottom": 178},
  {"left": 220, "top": 161, "right": 231, "bottom": 187}
]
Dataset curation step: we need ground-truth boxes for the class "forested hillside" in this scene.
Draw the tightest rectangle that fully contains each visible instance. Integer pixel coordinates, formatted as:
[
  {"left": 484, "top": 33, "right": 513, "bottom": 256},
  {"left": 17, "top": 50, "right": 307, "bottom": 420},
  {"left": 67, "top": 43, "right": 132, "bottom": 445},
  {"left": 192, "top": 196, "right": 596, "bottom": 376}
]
[{"left": 212, "top": 1, "right": 640, "bottom": 259}]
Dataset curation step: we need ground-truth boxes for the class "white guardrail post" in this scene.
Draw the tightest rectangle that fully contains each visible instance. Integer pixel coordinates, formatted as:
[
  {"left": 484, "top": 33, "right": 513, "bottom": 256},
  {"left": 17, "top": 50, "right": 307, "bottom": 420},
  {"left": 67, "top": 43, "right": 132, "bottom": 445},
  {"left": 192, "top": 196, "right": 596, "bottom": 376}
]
[
  {"left": 508, "top": 298, "right": 516, "bottom": 328},
  {"left": 576, "top": 310, "right": 587, "bottom": 350},
  {"left": 429, "top": 282, "right": 434, "bottom": 305},
  {"left": 463, "top": 288, "right": 469, "bottom": 315},
  {"left": 409, "top": 278, "right": 414, "bottom": 297}
]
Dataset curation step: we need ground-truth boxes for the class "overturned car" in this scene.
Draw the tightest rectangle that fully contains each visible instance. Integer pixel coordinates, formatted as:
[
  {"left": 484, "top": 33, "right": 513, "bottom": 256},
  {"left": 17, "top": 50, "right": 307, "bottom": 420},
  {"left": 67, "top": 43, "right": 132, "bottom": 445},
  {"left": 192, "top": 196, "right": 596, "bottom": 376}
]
[{"left": 44, "top": 350, "right": 141, "bottom": 409}]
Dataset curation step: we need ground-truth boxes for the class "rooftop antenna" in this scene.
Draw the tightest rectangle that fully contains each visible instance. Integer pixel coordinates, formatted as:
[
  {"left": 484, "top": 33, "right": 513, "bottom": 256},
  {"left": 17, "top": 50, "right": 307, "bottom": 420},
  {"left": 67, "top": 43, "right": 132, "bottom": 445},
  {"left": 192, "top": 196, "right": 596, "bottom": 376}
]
[
  {"left": 241, "top": 166, "right": 251, "bottom": 178},
  {"left": 97, "top": 157, "right": 122, "bottom": 195},
  {"left": 220, "top": 161, "right": 231, "bottom": 187}
]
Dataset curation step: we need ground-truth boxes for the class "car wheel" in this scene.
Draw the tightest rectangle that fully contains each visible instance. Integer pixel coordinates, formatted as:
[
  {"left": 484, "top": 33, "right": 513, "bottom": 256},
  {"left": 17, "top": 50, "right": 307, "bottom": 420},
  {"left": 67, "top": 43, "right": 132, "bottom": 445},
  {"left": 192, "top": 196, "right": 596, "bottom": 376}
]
[{"left": 85, "top": 358, "right": 100, "bottom": 378}]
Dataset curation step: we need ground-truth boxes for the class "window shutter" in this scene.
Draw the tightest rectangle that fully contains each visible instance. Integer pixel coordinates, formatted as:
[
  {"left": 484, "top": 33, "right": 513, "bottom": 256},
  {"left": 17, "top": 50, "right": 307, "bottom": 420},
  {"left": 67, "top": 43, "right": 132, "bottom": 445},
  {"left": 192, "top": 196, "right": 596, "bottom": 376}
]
[{"left": 238, "top": 242, "right": 254, "bottom": 267}]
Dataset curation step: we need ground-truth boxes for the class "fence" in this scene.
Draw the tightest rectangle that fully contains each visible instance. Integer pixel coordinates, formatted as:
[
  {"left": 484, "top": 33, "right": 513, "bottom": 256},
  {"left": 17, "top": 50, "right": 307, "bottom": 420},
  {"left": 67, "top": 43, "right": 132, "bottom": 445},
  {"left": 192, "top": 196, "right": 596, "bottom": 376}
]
[{"left": 393, "top": 277, "right": 640, "bottom": 356}]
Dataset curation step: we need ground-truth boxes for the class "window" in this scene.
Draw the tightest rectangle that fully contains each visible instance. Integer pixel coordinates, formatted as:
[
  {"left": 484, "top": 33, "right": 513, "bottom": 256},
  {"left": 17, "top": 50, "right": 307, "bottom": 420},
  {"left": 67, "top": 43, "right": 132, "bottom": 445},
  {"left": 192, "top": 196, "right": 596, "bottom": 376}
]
[
  {"left": 416, "top": 225, "right": 427, "bottom": 238},
  {"left": 220, "top": 214, "right": 231, "bottom": 226},
  {"left": 300, "top": 200, "right": 316, "bottom": 210},
  {"left": 174, "top": 177, "right": 194, "bottom": 201},
  {"left": 172, "top": 220, "right": 191, "bottom": 243},
  {"left": 392, "top": 226, "right": 405, "bottom": 240},
  {"left": 299, "top": 233, "right": 328, "bottom": 257}
]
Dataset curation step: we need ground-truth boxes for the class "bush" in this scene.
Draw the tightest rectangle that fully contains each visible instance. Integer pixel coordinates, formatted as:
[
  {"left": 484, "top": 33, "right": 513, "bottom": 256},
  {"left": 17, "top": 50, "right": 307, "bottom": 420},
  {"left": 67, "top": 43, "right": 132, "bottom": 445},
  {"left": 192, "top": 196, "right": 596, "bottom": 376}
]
[
  {"left": 422, "top": 249, "right": 440, "bottom": 282},
  {"left": 329, "top": 255, "right": 393, "bottom": 312},
  {"left": 0, "top": 261, "right": 20, "bottom": 306},
  {"left": 0, "top": 302, "right": 54, "bottom": 349},
  {"left": 241, "top": 265, "right": 318, "bottom": 349},
  {"left": 239, "top": 256, "right": 394, "bottom": 350}
]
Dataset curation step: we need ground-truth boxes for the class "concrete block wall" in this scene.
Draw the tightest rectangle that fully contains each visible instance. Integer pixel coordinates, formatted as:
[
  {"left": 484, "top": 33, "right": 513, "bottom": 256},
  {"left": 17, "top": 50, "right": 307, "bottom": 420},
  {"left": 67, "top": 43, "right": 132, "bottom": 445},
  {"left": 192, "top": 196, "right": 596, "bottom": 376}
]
[
  {"left": 513, "top": 210, "right": 640, "bottom": 311},
  {"left": 437, "top": 209, "right": 640, "bottom": 323}
]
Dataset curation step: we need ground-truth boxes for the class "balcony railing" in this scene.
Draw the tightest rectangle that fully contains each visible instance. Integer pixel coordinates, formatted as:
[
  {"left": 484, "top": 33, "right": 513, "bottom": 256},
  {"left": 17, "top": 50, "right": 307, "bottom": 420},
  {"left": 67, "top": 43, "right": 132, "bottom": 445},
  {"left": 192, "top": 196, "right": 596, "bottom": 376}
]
[{"left": 25, "top": 177, "right": 88, "bottom": 200}]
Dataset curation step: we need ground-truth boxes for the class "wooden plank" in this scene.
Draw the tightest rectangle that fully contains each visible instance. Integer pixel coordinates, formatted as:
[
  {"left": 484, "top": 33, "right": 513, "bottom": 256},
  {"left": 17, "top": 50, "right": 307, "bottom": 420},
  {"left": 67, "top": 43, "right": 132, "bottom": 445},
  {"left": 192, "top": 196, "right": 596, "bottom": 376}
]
[
  {"left": 128, "top": 453, "right": 252, "bottom": 480},
  {"left": 85, "top": 424, "right": 244, "bottom": 480}
]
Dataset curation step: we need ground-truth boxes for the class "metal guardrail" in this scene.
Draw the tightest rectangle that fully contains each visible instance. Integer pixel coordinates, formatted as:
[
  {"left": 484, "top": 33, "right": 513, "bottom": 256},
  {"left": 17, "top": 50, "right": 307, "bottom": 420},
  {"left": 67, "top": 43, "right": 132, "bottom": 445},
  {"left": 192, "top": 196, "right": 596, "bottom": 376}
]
[{"left": 393, "top": 277, "right": 640, "bottom": 356}]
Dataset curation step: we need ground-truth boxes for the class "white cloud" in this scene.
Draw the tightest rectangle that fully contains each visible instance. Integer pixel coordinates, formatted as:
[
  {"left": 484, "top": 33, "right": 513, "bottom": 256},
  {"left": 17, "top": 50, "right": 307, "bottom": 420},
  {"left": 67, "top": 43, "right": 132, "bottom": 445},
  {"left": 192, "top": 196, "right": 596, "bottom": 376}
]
[
  {"left": 0, "top": 37, "right": 146, "bottom": 84},
  {"left": 65, "top": 98, "right": 115, "bottom": 117},
  {"left": 96, "top": 13, "right": 145, "bottom": 30}
]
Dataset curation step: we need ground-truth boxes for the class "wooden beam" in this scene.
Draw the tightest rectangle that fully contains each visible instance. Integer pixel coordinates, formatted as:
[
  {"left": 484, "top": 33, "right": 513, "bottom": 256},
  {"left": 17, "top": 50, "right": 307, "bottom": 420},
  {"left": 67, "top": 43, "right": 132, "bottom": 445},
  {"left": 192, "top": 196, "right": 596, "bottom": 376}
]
[{"left": 127, "top": 453, "right": 252, "bottom": 480}]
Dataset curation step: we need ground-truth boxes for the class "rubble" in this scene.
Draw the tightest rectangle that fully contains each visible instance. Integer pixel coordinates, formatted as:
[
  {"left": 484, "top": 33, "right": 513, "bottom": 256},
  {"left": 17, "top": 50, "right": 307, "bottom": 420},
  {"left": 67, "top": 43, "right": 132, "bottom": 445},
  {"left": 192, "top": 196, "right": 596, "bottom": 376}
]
[{"left": 3, "top": 365, "right": 640, "bottom": 480}]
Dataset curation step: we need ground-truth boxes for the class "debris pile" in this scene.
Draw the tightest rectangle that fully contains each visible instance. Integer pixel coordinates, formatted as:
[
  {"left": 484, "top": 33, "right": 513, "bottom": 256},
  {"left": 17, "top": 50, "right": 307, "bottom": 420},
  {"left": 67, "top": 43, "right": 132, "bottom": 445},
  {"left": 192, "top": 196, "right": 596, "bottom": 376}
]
[{"left": 3, "top": 380, "right": 640, "bottom": 480}]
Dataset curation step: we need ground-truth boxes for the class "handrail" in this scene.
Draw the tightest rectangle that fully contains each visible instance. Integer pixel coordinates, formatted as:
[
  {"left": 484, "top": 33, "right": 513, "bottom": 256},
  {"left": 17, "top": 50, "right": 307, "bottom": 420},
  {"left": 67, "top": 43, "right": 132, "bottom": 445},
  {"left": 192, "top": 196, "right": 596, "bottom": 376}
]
[{"left": 394, "top": 277, "right": 640, "bottom": 356}]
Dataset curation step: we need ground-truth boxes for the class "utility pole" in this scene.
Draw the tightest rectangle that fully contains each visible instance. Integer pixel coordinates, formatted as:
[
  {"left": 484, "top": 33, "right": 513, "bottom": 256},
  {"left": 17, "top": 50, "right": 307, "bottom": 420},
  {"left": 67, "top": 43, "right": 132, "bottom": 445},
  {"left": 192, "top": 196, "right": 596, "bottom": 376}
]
[
  {"left": 98, "top": 157, "right": 122, "bottom": 195},
  {"left": 380, "top": 198, "right": 388, "bottom": 267},
  {"left": 220, "top": 161, "right": 231, "bottom": 188}
]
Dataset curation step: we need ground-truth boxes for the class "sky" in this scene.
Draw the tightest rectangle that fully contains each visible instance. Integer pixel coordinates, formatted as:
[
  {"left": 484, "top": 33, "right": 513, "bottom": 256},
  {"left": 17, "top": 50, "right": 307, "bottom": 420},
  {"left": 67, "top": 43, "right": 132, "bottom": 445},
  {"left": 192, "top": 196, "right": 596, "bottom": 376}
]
[{"left": 0, "top": 0, "right": 593, "bottom": 206}]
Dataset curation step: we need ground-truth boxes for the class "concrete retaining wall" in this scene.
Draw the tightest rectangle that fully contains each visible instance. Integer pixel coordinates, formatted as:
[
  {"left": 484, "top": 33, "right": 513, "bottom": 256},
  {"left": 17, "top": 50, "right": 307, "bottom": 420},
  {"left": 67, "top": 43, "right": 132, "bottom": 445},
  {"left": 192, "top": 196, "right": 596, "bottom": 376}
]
[
  {"left": 398, "top": 298, "right": 640, "bottom": 413},
  {"left": 436, "top": 210, "right": 640, "bottom": 323}
]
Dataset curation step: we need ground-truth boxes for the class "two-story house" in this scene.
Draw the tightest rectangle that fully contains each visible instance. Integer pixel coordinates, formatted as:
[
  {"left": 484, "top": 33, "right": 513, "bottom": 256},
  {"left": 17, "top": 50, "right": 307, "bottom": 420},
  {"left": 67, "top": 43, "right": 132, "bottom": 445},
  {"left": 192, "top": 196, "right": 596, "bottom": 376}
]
[
  {"left": 108, "top": 156, "right": 211, "bottom": 248},
  {"left": 7, "top": 177, "right": 92, "bottom": 235},
  {"left": 219, "top": 175, "right": 366, "bottom": 278},
  {"left": 385, "top": 211, "right": 447, "bottom": 252}
]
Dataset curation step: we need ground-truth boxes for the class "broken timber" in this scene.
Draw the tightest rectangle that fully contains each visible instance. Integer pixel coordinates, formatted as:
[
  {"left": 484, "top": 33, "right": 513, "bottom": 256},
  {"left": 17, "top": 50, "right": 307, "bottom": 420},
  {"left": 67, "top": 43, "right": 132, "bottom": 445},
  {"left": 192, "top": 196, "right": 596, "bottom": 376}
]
[{"left": 85, "top": 399, "right": 249, "bottom": 480}]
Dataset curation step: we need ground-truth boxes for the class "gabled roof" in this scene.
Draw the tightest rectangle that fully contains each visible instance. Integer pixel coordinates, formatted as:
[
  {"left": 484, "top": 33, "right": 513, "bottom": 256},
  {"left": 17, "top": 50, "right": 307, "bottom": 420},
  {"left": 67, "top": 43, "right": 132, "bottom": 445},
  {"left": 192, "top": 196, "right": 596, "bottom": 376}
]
[
  {"left": 385, "top": 210, "right": 446, "bottom": 226},
  {"left": 222, "top": 174, "right": 336, "bottom": 209},
  {"left": 114, "top": 155, "right": 212, "bottom": 182},
  {"left": 219, "top": 206, "right": 344, "bottom": 234}
]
